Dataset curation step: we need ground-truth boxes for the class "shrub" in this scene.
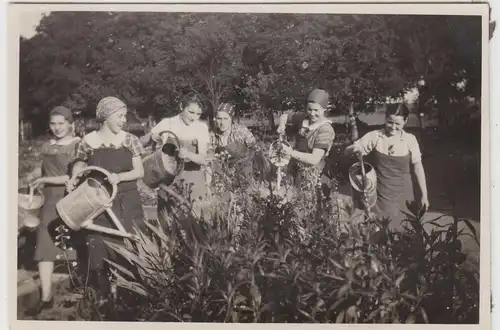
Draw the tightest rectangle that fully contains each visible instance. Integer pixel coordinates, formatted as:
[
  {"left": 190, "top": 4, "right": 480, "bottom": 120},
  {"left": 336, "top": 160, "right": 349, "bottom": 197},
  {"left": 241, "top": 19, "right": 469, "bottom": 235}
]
[{"left": 93, "top": 164, "right": 479, "bottom": 324}]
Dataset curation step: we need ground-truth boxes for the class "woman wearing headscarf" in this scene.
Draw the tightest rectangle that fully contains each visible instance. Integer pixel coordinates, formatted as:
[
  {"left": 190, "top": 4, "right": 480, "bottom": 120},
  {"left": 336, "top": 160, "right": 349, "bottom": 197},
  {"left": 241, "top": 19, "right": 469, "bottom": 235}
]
[
  {"left": 276, "top": 89, "right": 336, "bottom": 200},
  {"left": 67, "top": 96, "right": 146, "bottom": 303},
  {"left": 141, "top": 92, "right": 211, "bottom": 231},
  {"left": 208, "top": 102, "right": 258, "bottom": 192},
  {"left": 24, "top": 106, "right": 81, "bottom": 316}
]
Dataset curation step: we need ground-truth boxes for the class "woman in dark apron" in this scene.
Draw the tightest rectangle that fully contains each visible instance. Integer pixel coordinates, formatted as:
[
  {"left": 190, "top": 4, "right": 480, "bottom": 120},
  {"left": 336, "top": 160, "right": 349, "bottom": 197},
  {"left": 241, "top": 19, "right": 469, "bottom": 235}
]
[
  {"left": 140, "top": 92, "right": 210, "bottom": 236},
  {"left": 277, "top": 89, "right": 336, "bottom": 202},
  {"left": 344, "top": 103, "right": 429, "bottom": 231},
  {"left": 67, "top": 96, "right": 146, "bottom": 303},
  {"left": 24, "top": 106, "right": 80, "bottom": 315}
]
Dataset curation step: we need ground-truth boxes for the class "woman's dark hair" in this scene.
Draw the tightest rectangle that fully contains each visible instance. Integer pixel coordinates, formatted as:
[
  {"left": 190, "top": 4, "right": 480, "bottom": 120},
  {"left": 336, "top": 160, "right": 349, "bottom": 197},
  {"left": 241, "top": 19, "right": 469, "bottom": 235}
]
[
  {"left": 179, "top": 92, "right": 205, "bottom": 112},
  {"left": 385, "top": 103, "right": 410, "bottom": 121}
]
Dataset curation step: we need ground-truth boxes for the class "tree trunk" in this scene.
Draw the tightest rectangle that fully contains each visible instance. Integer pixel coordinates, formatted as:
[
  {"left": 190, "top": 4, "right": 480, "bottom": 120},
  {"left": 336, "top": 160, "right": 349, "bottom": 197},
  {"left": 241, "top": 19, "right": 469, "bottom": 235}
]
[
  {"left": 267, "top": 108, "right": 275, "bottom": 132},
  {"left": 19, "top": 120, "right": 25, "bottom": 141},
  {"left": 348, "top": 101, "right": 359, "bottom": 142}
]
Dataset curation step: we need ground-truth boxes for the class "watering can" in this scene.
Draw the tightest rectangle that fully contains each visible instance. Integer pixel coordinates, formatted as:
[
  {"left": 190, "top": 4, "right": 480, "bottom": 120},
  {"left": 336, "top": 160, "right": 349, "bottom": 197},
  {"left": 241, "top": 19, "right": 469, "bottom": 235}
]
[
  {"left": 348, "top": 155, "right": 377, "bottom": 211},
  {"left": 18, "top": 186, "right": 44, "bottom": 231},
  {"left": 268, "top": 135, "right": 292, "bottom": 192},
  {"left": 142, "top": 130, "right": 185, "bottom": 190},
  {"left": 55, "top": 166, "right": 132, "bottom": 239}
]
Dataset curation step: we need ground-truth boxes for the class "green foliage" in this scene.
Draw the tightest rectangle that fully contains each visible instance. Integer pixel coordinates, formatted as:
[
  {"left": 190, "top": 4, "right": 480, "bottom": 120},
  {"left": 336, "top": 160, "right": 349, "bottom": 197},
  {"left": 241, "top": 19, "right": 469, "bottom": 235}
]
[
  {"left": 20, "top": 12, "right": 487, "bottom": 136},
  {"left": 94, "top": 168, "right": 479, "bottom": 324}
]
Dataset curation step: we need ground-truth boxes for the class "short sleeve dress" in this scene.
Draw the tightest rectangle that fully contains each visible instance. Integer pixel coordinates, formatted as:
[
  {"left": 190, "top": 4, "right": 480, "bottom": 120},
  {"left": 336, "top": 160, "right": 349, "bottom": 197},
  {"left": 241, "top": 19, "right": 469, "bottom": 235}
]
[
  {"left": 34, "top": 137, "right": 80, "bottom": 262},
  {"left": 287, "top": 112, "right": 336, "bottom": 196},
  {"left": 74, "top": 130, "right": 146, "bottom": 271}
]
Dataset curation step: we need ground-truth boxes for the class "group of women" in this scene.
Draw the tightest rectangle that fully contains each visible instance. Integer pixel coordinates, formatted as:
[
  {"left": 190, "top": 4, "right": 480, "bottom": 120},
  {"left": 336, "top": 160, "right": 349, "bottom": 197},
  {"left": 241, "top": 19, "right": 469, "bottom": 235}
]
[{"left": 21, "top": 88, "right": 429, "bottom": 316}]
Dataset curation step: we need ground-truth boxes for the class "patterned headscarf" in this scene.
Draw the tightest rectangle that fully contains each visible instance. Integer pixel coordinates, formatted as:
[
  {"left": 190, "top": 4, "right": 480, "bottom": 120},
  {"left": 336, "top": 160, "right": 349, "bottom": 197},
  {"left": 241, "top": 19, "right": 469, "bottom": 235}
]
[
  {"left": 96, "top": 96, "right": 127, "bottom": 122},
  {"left": 217, "top": 103, "right": 236, "bottom": 117}
]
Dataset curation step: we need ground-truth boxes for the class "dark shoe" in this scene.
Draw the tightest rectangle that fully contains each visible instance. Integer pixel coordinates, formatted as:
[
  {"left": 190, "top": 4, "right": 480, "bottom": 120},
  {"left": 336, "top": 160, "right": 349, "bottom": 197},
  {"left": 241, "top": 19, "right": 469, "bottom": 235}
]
[{"left": 25, "top": 297, "right": 54, "bottom": 317}]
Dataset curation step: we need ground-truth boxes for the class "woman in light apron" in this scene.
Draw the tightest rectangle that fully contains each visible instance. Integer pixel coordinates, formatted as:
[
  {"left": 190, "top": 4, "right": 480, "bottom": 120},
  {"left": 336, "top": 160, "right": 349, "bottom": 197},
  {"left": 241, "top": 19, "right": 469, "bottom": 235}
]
[
  {"left": 24, "top": 106, "right": 80, "bottom": 316},
  {"left": 344, "top": 103, "right": 429, "bottom": 231},
  {"left": 67, "top": 96, "right": 146, "bottom": 303},
  {"left": 141, "top": 92, "right": 210, "bottom": 236}
]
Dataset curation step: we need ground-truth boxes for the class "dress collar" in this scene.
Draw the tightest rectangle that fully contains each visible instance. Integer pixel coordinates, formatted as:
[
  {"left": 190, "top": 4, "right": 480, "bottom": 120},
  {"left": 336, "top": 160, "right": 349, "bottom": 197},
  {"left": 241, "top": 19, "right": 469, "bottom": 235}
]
[
  {"left": 49, "top": 136, "right": 80, "bottom": 146},
  {"left": 377, "top": 128, "right": 406, "bottom": 141},
  {"left": 84, "top": 130, "right": 127, "bottom": 149}
]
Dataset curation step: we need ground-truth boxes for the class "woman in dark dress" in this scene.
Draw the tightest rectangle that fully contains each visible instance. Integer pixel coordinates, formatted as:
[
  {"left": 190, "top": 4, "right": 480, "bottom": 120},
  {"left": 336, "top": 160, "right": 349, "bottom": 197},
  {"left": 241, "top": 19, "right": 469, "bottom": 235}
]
[
  {"left": 277, "top": 89, "right": 336, "bottom": 202},
  {"left": 67, "top": 96, "right": 146, "bottom": 302},
  {"left": 25, "top": 106, "right": 81, "bottom": 315},
  {"left": 344, "top": 103, "right": 429, "bottom": 231}
]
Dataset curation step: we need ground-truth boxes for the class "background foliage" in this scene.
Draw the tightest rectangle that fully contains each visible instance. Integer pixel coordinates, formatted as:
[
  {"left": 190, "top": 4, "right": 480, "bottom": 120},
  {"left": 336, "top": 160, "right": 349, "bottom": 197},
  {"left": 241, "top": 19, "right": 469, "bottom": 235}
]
[{"left": 19, "top": 12, "right": 492, "bottom": 136}]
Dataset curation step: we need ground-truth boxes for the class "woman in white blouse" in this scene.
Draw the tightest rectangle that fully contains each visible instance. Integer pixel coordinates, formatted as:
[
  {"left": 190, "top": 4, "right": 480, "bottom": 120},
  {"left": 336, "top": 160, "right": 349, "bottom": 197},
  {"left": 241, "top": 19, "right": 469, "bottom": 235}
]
[
  {"left": 141, "top": 93, "right": 211, "bottom": 229},
  {"left": 344, "top": 103, "right": 429, "bottom": 231}
]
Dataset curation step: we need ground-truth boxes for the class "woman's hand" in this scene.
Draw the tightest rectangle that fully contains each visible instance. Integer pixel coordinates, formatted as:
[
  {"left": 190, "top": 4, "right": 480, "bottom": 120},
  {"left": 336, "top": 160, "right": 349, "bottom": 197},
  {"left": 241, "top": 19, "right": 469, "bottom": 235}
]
[
  {"left": 420, "top": 196, "right": 429, "bottom": 213},
  {"left": 344, "top": 144, "right": 362, "bottom": 157},
  {"left": 280, "top": 144, "right": 294, "bottom": 157},
  {"left": 178, "top": 147, "right": 192, "bottom": 161},
  {"left": 108, "top": 173, "right": 121, "bottom": 185},
  {"left": 65, "top": 177, "right": 78, "bottom": 193},
  {"left": 29, "top": 177, "right": 46, "bottom": 189},
  {"left": 25, "top": 173, "right": 36, "bottom": 185}
]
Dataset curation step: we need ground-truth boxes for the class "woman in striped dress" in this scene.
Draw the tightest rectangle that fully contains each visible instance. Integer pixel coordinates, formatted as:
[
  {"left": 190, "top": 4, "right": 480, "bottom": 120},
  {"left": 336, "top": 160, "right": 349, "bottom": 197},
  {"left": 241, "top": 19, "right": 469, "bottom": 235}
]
[{"left": 276, "top": 89, "right": 336, "bottom": 200}]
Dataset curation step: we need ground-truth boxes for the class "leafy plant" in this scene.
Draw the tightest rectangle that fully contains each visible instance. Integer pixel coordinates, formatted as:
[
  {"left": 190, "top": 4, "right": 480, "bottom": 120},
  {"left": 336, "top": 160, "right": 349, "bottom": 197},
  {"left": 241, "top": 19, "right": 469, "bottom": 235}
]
[{"left": 97, "top": 171, "right": 479, "bottom": 323}]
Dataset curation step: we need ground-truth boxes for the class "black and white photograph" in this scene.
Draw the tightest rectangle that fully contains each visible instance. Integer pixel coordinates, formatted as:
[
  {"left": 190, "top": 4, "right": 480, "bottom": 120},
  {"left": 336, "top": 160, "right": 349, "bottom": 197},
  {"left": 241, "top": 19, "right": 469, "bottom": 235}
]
[{"left": 9, "top": 1, "right": 492, "bottom": 327}]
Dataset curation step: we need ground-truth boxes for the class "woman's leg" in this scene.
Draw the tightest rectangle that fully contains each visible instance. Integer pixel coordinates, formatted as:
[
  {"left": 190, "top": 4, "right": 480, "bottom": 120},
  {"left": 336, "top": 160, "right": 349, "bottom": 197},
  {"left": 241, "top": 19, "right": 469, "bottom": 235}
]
[{"left": 38, "top": 261, "right": 54, "bottom": 301}]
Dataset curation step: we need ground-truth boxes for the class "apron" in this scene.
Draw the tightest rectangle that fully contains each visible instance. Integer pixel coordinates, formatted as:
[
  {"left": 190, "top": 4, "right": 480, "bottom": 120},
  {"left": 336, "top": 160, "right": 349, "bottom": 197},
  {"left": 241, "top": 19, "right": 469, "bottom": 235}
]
[
  {"left": 84, "top": 146, "right": 145, "bottom": 271},
  {"left": 372, "top": 149, "right": 414, "bottom": 231},
  {"left": 157, "top": 138, "right": 209, "bottom": 236},
  {"left": 34, "top": 143, "right": 76, "bottom": 262}
]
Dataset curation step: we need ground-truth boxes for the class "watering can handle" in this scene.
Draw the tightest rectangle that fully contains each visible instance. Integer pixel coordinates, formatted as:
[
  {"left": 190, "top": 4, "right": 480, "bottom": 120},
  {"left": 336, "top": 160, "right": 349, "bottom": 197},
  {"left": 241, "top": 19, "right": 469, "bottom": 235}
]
[
  {"left": 28, "top": 185, "right": 34, "bottom": 205},
  {"left": 72, "top": 166, "right": 118, "bottom": 204},
  {"left": 358, "top": 154, "right": 366, "bottom": 178},
  {"left": 154, "top": 130, "right": 182, "bottom": 149}
]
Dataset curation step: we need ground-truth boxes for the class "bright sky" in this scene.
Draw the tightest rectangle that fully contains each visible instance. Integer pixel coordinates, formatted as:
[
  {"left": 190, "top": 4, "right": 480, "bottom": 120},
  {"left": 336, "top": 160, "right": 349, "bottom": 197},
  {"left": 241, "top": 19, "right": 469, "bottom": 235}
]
[{"left": 19, "top": 10, "right": 46, "bottom": 38}]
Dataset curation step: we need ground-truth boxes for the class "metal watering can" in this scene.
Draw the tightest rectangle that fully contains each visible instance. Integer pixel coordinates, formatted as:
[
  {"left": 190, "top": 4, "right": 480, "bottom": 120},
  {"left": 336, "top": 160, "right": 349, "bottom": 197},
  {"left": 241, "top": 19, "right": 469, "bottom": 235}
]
[
  {"left": 268, "top": 135, "right": 292, "bottom": 192},
  {"left": 348, "top": 155, "right": 377, "bottom": 211},
  {"left": 56, "top": 166, "right": 132, "bottom": 239},
  {"left": 142, "top": 130, "right": 185, "bottom": 190},
  {"left": 18, "top": 186, "right": 44, "bottom": 231}
]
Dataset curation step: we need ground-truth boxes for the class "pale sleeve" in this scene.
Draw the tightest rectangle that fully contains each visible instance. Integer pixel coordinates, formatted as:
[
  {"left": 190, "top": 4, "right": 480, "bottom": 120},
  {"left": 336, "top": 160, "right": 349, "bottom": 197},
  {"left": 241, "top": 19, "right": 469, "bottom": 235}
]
[
  {"left": 354, "top": 130, "right": 379, "bottom": 156},
  {"left": 150, "top": 118, "right": 173, "bottom": 143},
  {"left": 196, "top": 122, "right": 211, "bottom": 156},
  {"left": 408, "top": 134, "right": 422, "bottom": 164}
]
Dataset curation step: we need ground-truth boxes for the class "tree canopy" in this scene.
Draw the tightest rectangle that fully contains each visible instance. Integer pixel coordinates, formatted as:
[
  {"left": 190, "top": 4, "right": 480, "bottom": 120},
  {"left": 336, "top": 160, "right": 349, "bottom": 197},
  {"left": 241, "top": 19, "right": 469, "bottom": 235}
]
[{"left": 19, "top": 11, "right": 489, "bottom": 136}]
